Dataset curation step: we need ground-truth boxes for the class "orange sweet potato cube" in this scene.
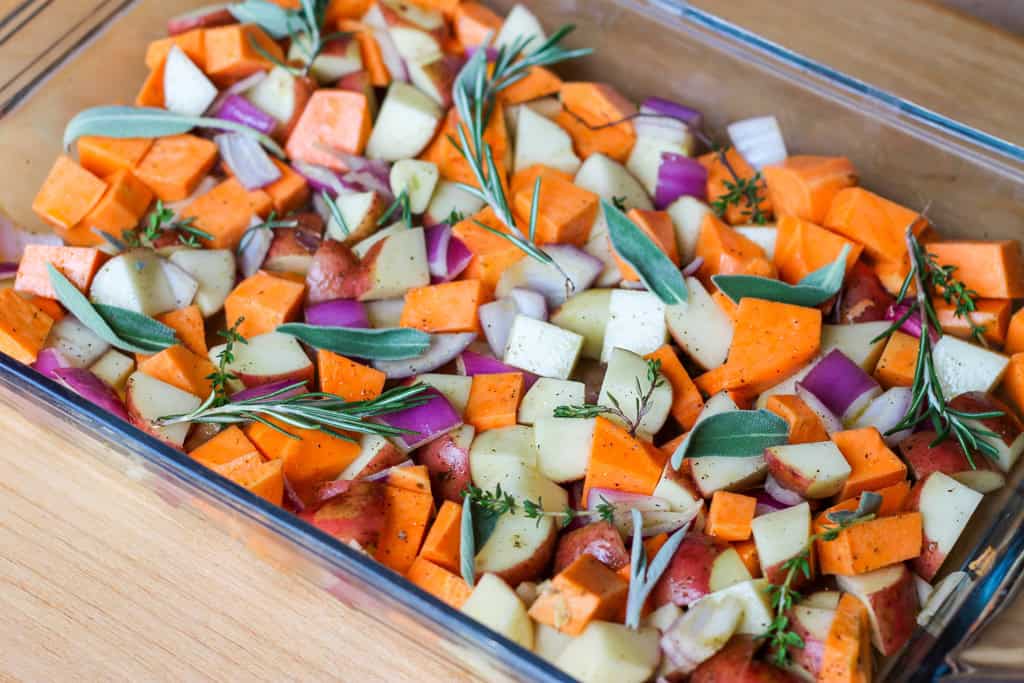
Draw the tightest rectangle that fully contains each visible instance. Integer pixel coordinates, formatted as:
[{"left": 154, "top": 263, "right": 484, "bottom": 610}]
[
  {"left": 28, "top": 296, "right": 65, "bottom": 323},
  {"left": 824, "top": 187, "right": 927, "bottom": 263},
  {"left": 465, "top": 372, "right": 525, "bottom": 432},
  {"left": 723, "top": 298, "right": 822, "bottom": 394},
  {"left": 700, "top": 148, "right": 773, "bottom": 226},
  {"left": 400, "top": 279, "right": 487, "bottom": 333},
  {"left": 405, "top": 556, "right": 472, "bottom": 609},
  {"left": 156, "top": 305, "right": 207, "bottom": 356},
  {"left": 583, "top": 417, "right": 667, "bottom": 504},
  {"left": 209, "top": 452, "right": 284, "bottom": 506},
  {"left": 614, "top": 209, "right": 680, "bottom": 281},
  {"left": 696, "top": 213, "right": 777, "bottom": 281},
  {"left": 189, "top": 425, "right": 259, "bottom": 466},
  {"left": 831, "top": 428, "right": 908, "bottom": 502},
  {"left": 77, "top": 136, "right": 153, "bottom": 178},
  {"left": 1000, "top": 353, "right": 1024, "bottom": 418},
  {"left": 0, "top": 290, "right": 54, "bottom": 364},
  {"left": 286, "top": 90, "right": 373, "bottom": 170},
  {"left": 773, "top": 215, "right": 862, "bottom": 285},
  {"left": 814, "top": 511, "right": 922, "bottom": 576},
  {"left": 138, "top": 345, "right": 217, "bottom": 398},
  {"left": 263, "top": 158, "right": 311, "bottom": 214},
  {"left": 181, "top": 177, "right": 273, "bottom": 249},
  {"left": 1005, "top": 310, "right": 1024, "bottom": 355},
  {"left": 452, "top": 207, "right": 526, "bottom": 293},
  {"left": 927, "top": 241, "right": 1024, "bottom": 299},
  {"left": 419, "top": 500, "right": 462, "bottom": 574},
  {"left": 556, "top": 82, "right": 637, "bottom": 163},
  {"left": 706, "top": 491, "right": 757, "bottom": 542},
  {"left": 646, "top": 345, "right": 703, "bottom": 430},
  {"left": 528, "top": 554, "right": 629, "bottom": 635},
  {"left": 75, "top": 169, "right": 154, "bottom": 237},
  {"left": 732, "top": 540, "right": 761, "bottom": 578},
  {"left": 134, "top": 134, "right": 218, "bottom": 201},
  {"left": 318, "top": 350, "right": 386, "bottom": 402},
  {"left": 14, "top": 245, "right": 108, "bottom": 299},
  {"left": 766, "top": 394, "right": 830, "bottom": 444},
  {"left": 32, "top": 156, "right": 107, "bottom": 233},
  {"left": 135, "top": 62, "right": 165, "bottom": 108},
  {"left": 499, "top": 66, "right": 563, "bottom": 105},
  {"left": 376, "top": 484, "right": 435, "bottom": 574},
  {"left": 873, "top": 331, "right": 919, "bottom": 389},
  {"left": 453, "top": 2, "right": 503, "bottom": 47},
  {"left": 511, "top": 173, "right": 598, "bottom": 246},
  {"left": 204, "top": 24, "right": 285, "bottom": 86},
  {"left": 145, "top": 28, "right": 206, "bottom": 71},
  {"left": 224, "top": 271, "right": 306, "bottom": 338}
]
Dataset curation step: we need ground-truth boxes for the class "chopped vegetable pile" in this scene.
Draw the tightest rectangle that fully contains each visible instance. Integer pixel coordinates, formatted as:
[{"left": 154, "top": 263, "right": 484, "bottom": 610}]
[{"left": 5, "top": 1, "right": 1024, "bottom": 681}]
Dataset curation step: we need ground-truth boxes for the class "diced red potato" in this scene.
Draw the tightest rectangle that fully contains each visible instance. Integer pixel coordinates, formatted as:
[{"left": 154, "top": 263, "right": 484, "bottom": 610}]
[
  {"left": 300, "top": 481, "right": 387, "bottom": 551},
  {"left": 660, "top": 593, "right": 744, "bottom": 676},
  {"left": 690, "top": 635, "right": 802, "bottom": 683},
  {"left": 651, "top": 532, "right": 752, "bottom": 608},
  {"left": 416, "top": 423, "right": 474, "bottom": 502},
  {"left": 836, "top": 563, "right": 920, "bottom": 656},
  {"left": 764, "top": 441, "right": 851, "bottom": 499},
  {"left": 553, "top": 520, "right": 630, "bottom": 574},
  {"left": 339, "top": 434, "right": 407, "bottom": 481},
  {"left": 907, "top": 471, "right": 984, "bottom": 581},
  {"left": 750, "top": 502, "right": 811, "bottom": 585},
  {"left": 787, "top": 604, "right": 836, "bottom": 679},
  {"left": 899, "top": 431, "right": 1006, "bottom": 493},
  {"left": 125, "top": 371, "right": 202, "bottom": 448},
  {"left": 208, "top": 332, "right": 315, "bottom": 390},
  {"left": 948, "top": 392, "right": 1024, "bottom": 473}
]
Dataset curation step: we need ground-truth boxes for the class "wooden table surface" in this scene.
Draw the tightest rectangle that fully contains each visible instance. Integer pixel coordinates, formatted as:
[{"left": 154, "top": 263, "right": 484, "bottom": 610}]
[{"left": 3, "top": 1, "right": 1024, "bottom": 681}]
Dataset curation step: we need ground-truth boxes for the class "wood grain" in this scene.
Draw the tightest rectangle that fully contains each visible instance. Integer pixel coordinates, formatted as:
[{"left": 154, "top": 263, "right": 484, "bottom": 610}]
[{"left": 2, "top": 1, "right": 1024, "bottom": 682}]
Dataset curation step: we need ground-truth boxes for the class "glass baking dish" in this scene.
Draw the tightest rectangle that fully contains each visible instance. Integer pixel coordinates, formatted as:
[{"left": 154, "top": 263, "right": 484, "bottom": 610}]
[{"left": 1, "top": 1, "right": 1023, "bottom": 680}]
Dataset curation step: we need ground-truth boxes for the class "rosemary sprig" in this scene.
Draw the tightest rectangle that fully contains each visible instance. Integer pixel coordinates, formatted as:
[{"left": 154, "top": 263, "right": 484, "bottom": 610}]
[
  {"left": 871, "top": 225, "right": 1001, "bottom": 467},
  {"left": 126, "top": 200, "right": 213, "bottom": 248},
  {"left": 377, "top": 189, "right": 412, "bottom": 228},
  {"left": 553, "top": 359, "right": 665, "bottom": 436},
  {"left": 207, "top": 318, "right": 248, "bottom": 406},
  {"left": 158, "top": 382, "right": 432, "bottom": 442},
  {"left": 320, "top": 190, "right": 350, "bottom": 236},
  {"left": 450, "top": 27, "right": 589, "bottom": 281},
  {"left": 758, "top": 493, "right": 882, "bottom": 667},
  {"left": 237, "top": 211, "right": 301, "bottom": 254}
]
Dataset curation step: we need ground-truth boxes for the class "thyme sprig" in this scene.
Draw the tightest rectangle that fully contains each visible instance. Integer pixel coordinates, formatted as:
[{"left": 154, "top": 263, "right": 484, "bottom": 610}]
[
  {"left": 124, "top": 200, "right": 213, "bottom": 249},
  {"left": 450, "top": 26, "right": 589, "bottom": 281},
  {"left": 553, "top": 359, "right": 665, "bottom": 436},
  {"left": 522, "top": 496, "right": 617, "bottom": 528},
  {"left": 158, "top": 382, "right": 432, "bottom": 442},
  {"left": 758, "top": 493, "right": 882, "bottom": 667},
  {"left": 871, "top": 225, "right": 1002, "bottom": 467},
  {"left": 237, "top": 211, "right": 301, "bottom": 254},
  {"left": 206, "top": 318, "right": 248, "bottom": 407},
  {"left": 462, "top": 486, "right": 616, "bottom": 528}
]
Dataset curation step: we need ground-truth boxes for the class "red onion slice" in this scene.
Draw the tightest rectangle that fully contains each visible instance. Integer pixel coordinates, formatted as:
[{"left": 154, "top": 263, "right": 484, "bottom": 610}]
[
  {"left": 373, "top": 332, "right": 477, "bottom": 379},
  {"left": 237, "top": 216, "right": 272, "bottom": 278},
  {"left": 642, "top": 96, "right": 703, "bottom": 129},
  {"left": 726, "top": 115, "right": 787, "bottom": 170},
  {"left": 205, "top": 70, "right": 266, "bottom": 117},
  {"left": 764, "top": 474, "right": 806, "bottom": 507},
  {"left": 507, "top": 288, "right": 547, "bottom": 321},
  {"left": 801, "top": 349, "right": 882, "bottom": 423},
  {"left": 478, "top": 299, "right": 518, "bottom": 357},
  {"left": 0, "top": 220, "right": 62, "bottom": 261},
  {"left": 456, "top": 350, "right": 538, "bottom": 390},
  {"left": 374, "top": 387, "right": 462, "bottom": 450},
  {"left": 425, "top": 224, "right": 453, "bottom": 279},
  {"left": 682, "top": 257, "right": 704, "bottom": 277},
  {"left": 231, "top": 379, "right": 307, "bottom": 403},
  {"left": 444, "top": 237, "right": 472, "bottom": 282},
  {"left": 655, "top": 153, "right": 707, "bottom": 209},
  {"left": 853, "top": 387, "right": 914, "bottom": 447},
  {"left": 0, "top": 261, "right": 17, "bottom": 279},
  {"left": 215, "top": 133, "right": 281, "bottom": 190},
  {"left": 293, "top": 160, "right": 351, "bottom": 197},
  {"left": 304, "top": 299, "right": 370, "bottom": 329},
  {"left": 343, "top": 170, "right": 394, "bottom": 202},
  {"left": 213, "top": 94, "right": 277, "bottom": 135},
  {"left": 32, "top": 347, "right": 71, "bottom": 379},
  {"left": 52, "top": 367, "right": 128, "bottom": 421}
]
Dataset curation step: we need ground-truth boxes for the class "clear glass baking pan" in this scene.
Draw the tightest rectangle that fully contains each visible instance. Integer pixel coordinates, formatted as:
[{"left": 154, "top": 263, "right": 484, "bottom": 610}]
[{"left": 1, "top": 1, "right": 1023, "bottom": 680}]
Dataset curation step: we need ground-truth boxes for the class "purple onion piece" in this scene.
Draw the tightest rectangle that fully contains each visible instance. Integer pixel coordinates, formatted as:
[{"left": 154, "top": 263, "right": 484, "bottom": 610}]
[
  {"left": 214, "top": 94, "right": 277, "bottom": 135},
  {"left": 304, "top": 299, "right": 370, "bottom": 329}
]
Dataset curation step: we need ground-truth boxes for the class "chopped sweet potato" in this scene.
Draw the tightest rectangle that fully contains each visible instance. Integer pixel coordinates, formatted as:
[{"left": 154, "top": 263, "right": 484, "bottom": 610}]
[
  {"left": 773, "top": 215, "right": 862, "bottom": 284},
  {"left": 74, "top": 169, "right": 154, "bottom": 242},
  {"left": 706, "top": 491, "right": 756, "bottom": 542},
  {"left": 732, "top": 540, "right": 761, "bottom": 578},
  {"left": 263, "top": 158, "right": 311, "bottom": 214},
  {"left": 224, "top": 271, "right": 306, "bottom": 338},
  {"left": 400, "top": 280, "right": 487, "bottom": 333},
  {"left": 135, "top": 61, "right": 165, "bottom": 108},
  {"left": 419, "top": 499, "right": 462, "bottom": 574},
  {"left": 823, "top": 187, "right": 927, "bottom": 263},
  {"left": 452, "top": 207, "right": 525, "bottom": 293},
  {"left": 145, "top": 28, "right": 206, "bottom": 71},
  {"left": 156, "top": 305, "right": 207, "bottom": 356},
  {"left": 203, "top": 24, "right": 284, "bottom": 86},
  {"left": 14, "top": 245, "right": 108, "bottom": 299},
  {"left": 318, "top": 350, "right": 386, "bottom": 402},
  {"left": 873, "top": 331, "right": 918, "bottom": 389},
  {"left": 77, "top": 136, "right": 153, "bottom": 178},
  {"left": 556, "top": 82, "right": 637, "bottom": 162},
  {"left": 286, "top": 90, "right": 374, "bottom": 170},
  {"left": 763, "top": 155, "right": 857, "bottom": 224},
  {"left": 722, "top": 298, "right": 822, "bottom": 394},
  {"left": 645, "top": 345, "right": 704, "bottom": 430},
  {"left": 582, "top": 417, "right": 667, "bottom": 505},
  {"left": 189, "top": 425, "right": 259, "bottom": 466},
  {"left": 933, "top": 297, "right": 1011, "bottom": 346},
  {"left": 927, "top": 241, "right": 1024, "bottom": 299},
  {"left": 181, "top": 177, "right": 273, "bottom": 250},
  {"left": 699, "top": 148, "right": 772, "bottom": 225},
  {"left": 1005, "top": 309, "right": 1024, "bottom": 355},
  {"left": 512, "top": 173, "right": 599, "bottom": 246},
  {"left": 405, "top": 556, "right": 472, "bottom": 608},
  {"left": 134, "top": 134, "right": 219, "bottom": 201},
  {"left": 696, "top": 213, "right": 776, "bottom": 281},
  {"left": 766, "top": 394, "right": 830, "bottom": 444},
  {"left": 138, "top": 344, "right": 217, "bottom": 398},
  {"left": 528, "top": 554, "right": 629, "bottom": 635},
  {"left": 814, "top": 511, "right": 922, "bottom": 575},
  {"left": 32, "top": 156, "right": 108, "bottom": 234},
  {"left": 1000, "top": 353, "right": 1024, "bottom": 418},
  {"left": 465, "top": 372, "right": 525, "bottom": 432},
  {"left": 613, "top": 209, "right": 679, "bottom": 280},
  {"left": 0, "top": 290, "right": 54, "bottom": 364},
  {"left": 821, "top": 480, "right": 911, "bottom": 520},
  {"left": 499, "top": 66, "right": 563, "bottom": 105},
  {"left": 376, "top": 483, "right": 436, "bottom": 574},
  {"left": 453, "top": 2, "right": 503, "bottom": 47},
  {"left": 819, "top": 593, "right": 872, "bottom": 683}
]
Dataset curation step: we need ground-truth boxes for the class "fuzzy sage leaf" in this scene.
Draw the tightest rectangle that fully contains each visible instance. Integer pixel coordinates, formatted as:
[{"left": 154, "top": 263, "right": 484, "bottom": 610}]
[
  {"left": 625, "top": 509, "right": 690, "bottom": 629},
  {"left": 227, "top": 0, "right": 294, "bottom": 38},
  {"left": 460, "top": 495, "right": 476, "bottom": 588},
  {"left": 603, "top": 199, "right": 688, "bottom": 305},
  {"left": 277, "top": 323, "right": 431, "bottom": 360},
  {"left": 47, "top": 265, "right": 177, "bottom": 354},
  {"left": 63, "top": 106, "right": 286, "bottom": 158},
  {"left": 713, "top": 245, "right": 851, "bottom": 308},
  {"left": 671, "top": 409, "right": 790, "bottom": 469}
]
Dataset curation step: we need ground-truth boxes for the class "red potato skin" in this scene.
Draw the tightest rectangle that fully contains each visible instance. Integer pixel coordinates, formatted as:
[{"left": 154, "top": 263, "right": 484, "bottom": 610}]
[
  {"left": 235, "top": 363, "right": 315, "bottom": 390},
  {"left": 651, "top": 532, "right": 730, "bottom": 608},
  {"left": 899, "top": 431, "right": 977, "bottom": 480},
  {"left": 305, "top": 239, "right": 367, "bottom": 303},
  {"left": 859, "top": 566, "right": 919, "bottom": 656},
  {"left": 127, "top": 402, "right": 187, "bottom": 449},
  {"left": 787, "top": 609, "right": 829, "bottom": 677},
  {"left": 416, "top": 431, "right": 471, "bottom": 503},
  {"left": 301, "top": 481, "right": 387, "bottom": 552},
  {"left": 166, "top": 7, "right": 236, "bottom": 35},
  {"left": 415, "top": 55, "right": 462, "bottom": 109},
  {"left": 906, "top": 476, "right": 944, "bottom": 580},
  {"left": 336, "top": 71, "right": 379, "bottom": 117},
  {"left": 764, "top": 449, "right": 816, "bottom": 498},
  {"left": 263, "top": 212, "right": 325, "bottom": 275},
  {"left": 553, "top": 521, "right": 630, "bottom": 574},
  {"left": 949, "top": 392, "right": 1024, "bottom": 447},
  {"left": 691, "top": 636, "right": 801, "bottom": 683},
  {"left": 482, "top": 523, "right": 558, "bottom": 587},
  {"left": 350, "top": 441, "right": 407, "bottom": 480},
  {"left": 839, "top": 261, "right": 894, "bottom": 323}
]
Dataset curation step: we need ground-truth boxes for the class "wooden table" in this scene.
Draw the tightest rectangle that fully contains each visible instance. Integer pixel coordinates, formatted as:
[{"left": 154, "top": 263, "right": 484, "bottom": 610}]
[{"left": 2, "top": 1, "right": 1023, "bottom": 681}]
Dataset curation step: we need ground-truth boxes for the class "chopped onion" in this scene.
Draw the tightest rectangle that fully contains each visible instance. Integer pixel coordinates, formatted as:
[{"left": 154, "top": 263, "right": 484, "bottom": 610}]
[
  {"left": 215, "top": 133, "right": 281, "bottom": 190},
  {"left": 885, "top": 303, "right": 936, "bottom": 341},
  {"left": 801, "top": 349, "right": 882, "bottom": 423},
  {"left": 305, "top": 299, "right": 369, "bottom": 328},
  {"left": 425, "top": 224, "right": 453, "bottom": 278},
  {"left": 853, "top": 387, "right": 914, "bottom": 447},
  {"left": 795, "top": 381, "right": 844, "bottom": 435},
  {"left": 642, "top": 97, "right": 703, "bottom": 128},
  {"left": 503, "top": 244, "right": 603, "bottom": 307},
  {"left": 636, "top": 97, "right": 702, "bottom": 146},
  {"left": 362, "top": 5, "right": 409, "bottom": 83},
  {"left": 231, "top": 379, "right": 307, "bottom": 403},
  {"left": 478, "top": 299, "right": 518, "bottom": 357},
  {"left": 0, "top": 262, "right": 17, "bottom": 279},
  {"left": 373, "top": 332, "right": 477, "bottom": 379},
  {"left": 374, "top": 387, "right": 462, "bottom": 450},
  {"left": 213, "top": 94, "right": 276, "bottom": 135},
  {"left": 655, "top": 152, "right": 707, "bottom": 209},
  {"left": 0, "top": 220, "right": 62, "bottom": 261},
  {"left": 457, "top": 350, "right": 538, "bottom": 390},
  {"left": 31, "top": 348, "right": 71, "bottom": 379},
  {"left": 586, "top": 487, "right": 679, "bottom": 537},
  {"left": 465, "top": 45, "right": 499, "bottom": 62},
  {"left": 52, "top": 367, "right": 128, "bottom": 421},
  {"left": 444, "top": 237, "right": 472, "bottom": 282},
  {"left": 237, "top": 216, "right": 273, "bottom": 278},
  {"left": 507, "top": 288, "right": 547, "bottom": 321},
  {"left": 640, "top": 509, "right": 699, "bottom": 538},
  {"left": 293, "top": 160, "right": 352, "bottom": 197},
  {"left": 319, "top": 147, "right": 391, "bottom": 182},
  {"left": 343, "top": 170, "right": 393, "bottom": 202},
  {"left": 765, "top": 474, "right": 806, "bottom": 507},
  {"left": 753, "top": 491, "right": 789, "bottom": 517},
  {"left": 726, "top": 115, "right": 787, "bottom": 170},
  {"left": 682, "top": 257, "right": 704, "bottom": 277}
]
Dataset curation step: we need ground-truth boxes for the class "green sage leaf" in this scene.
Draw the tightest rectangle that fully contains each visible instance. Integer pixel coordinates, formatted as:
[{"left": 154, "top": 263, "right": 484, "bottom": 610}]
[
  {"left": 46, "top": 265, "right": 172, "bottom": 355},
  {"left": 603, "top": 199, "right": 688, "bottom": 305},
  {"left": 94, "top": 304, "right": 178, "bottom": 353},
  {"left": 671, "top": 409, "right": 789, "bottom": 468},
  {"left": 227, "top": 0, "right": 294, "bottom": 38},
  {"left": 63, "top": 106, "right": 285, "bottom": 158},
  {"left": 713, "top": 245, "right": 851, "bottom": 308},
  {"left": 277, "top": 323, "right": 431, "bottom": 360},
  {"left": 460, "top": 496, "right": 476, "bottom": 587}
]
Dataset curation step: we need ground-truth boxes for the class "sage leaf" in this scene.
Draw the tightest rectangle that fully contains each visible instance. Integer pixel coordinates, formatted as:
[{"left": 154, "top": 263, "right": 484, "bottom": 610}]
[
  {"left": 713, "top": 245, "right": 851, "bottom": 308},
  {"left": 826, "top": 491, "right": 883, "bottom": 525},
  {"left": 624, "top": 508, "right": 689, "bottom": 629},
  {"left": 47, "top": 265, "right": 174, "bottom": 355},
  {"left": 227, "top": 0, "right": 294, "bottom": 39},
  {"left": 63, "top": 106, "right": 286, "bottom": 158},
  {"left": 671, "top": 409, "right": 789, "bottom": 469},
  {"left": 460, "top": 496, "right": 476, "bottom": 588},
  {"left": 93, "top": 304, "right": 178, "bottom": 353},
  {"left": 603, "top": 199, "right": 688, "bottom": 305},
  {"left": 277, "top": 323, "right": 432, "bottom": 360}
]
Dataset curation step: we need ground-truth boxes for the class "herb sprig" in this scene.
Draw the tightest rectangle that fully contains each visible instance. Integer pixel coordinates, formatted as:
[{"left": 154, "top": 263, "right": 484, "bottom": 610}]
[
  {"left": 207, "top": 317, "right": 248, "bottom": 406},
  {"left": 871, "top": 225, "right": 1001, "bottom": 467},
  {"left": 122, "top": 200, "right": 213, "bottom": 249},
  {"left": 158, "top": 382, "right": 432, "bottom": 442},
  {"left": 554, "top": 359, "right": 666, "bottom": 436},
  {"left": 245, "top": 0, "right": 349, "bottom": 79},
  {"left": 624, "top": 509, "right": 690, "bottom": 629},
  {"left": 462, "top": 485, "right": 617, "bottom": 528},
  {"left": 378, "top": 189, "right": 412, "bottom": 228},
  {"left": 758, "top": 493, "right": 882, "bottom": 667},
  {"left": 237, "top": 212, "right": 300, "bottom": 254},
  {"left": 450, "top": 27, "right": 589, "bottom": 280}
]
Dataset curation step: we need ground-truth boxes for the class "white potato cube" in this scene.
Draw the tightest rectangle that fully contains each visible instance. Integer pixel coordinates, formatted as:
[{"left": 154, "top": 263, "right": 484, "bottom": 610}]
[
  {"left": 495, "top": 4, "right": 546, "bottom": 53},
  {"left": 601, "top": 290, "right": 667, "bottom": 363},
  {"left": 555, "top": 622, "right": 660, "bottom": 683},
  {"left": 665, "top": 277, "right": 734, "bottom": 370},
  {"left": 534, "top": 416, "right": 596, "bottom": 482},
  {"left": 46, "top": 317, "right": 110, "bottom": 368},
  {"left": 821, "top": 321, "right": 890, "bottom": 373},
  {"left": 666, "top": 196, "right": 711, "bottom": 263},
  {"left": 734, "top": 225, "right": 778, "bottom": 261},
  {"left": 574, "top": 153, "right": 652, "bottom": 210},
  {"left": 89, "top": 349, "right": 135, "bottom": 391},
  {"left": 599, "top": 347, "right": 672, "bottom": 439},
  {"left": 163, "top": 46, "right": 218, "bottom": 117},
  {"left": 518, "top": 378, "right": 585, "bottom": 425},
  {"left": 706, "top": 579, "right": 774, "bottom": 635},
  {"left": 627, "top": 137, "right": 687, "bottom": 197},
  {"left": 389, "top": 159, "right": 439, "bottom": 214},
  {"left": 424, "top": 180, "right": 485, "bottom": 226},
  {"left": 366, "top": 82, "right": 442, "bottom": 161},
  {"left": 504, "top": 315, "right": 584, "bottom": 380},
  {"left": 469, "top": 425, "right": 538, "bottom": 469},
  {"left": 168, "top": 249, "right": 235, "bottom": 317},
  {"left": 461, "top": 574, "right": 534, "bottom": 650},
  {"left": 932, "top": 335, "right": 1009, "bottom": 397},
  {"left": 415, "top": 373, "right": 472, "bottom": 416},
  {"left": 515, "top": 106, "right": 580, "bottom": 175},
  {"left": 550, "top": 289, "right": 612, "bottom": 360}
]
